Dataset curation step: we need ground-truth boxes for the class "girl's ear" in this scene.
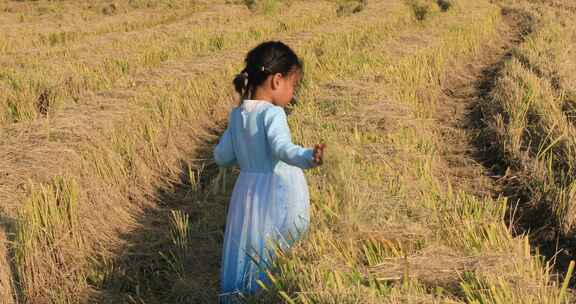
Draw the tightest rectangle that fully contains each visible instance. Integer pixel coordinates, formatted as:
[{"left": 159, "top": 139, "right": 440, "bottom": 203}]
[{"left": 271, "top": 73, "right": 283, "bottom": 90}]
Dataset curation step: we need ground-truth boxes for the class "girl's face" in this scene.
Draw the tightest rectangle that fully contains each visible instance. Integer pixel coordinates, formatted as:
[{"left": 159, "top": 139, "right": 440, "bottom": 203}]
[{"left": 271, "top": 69, "right": 302, "bottom": 107}]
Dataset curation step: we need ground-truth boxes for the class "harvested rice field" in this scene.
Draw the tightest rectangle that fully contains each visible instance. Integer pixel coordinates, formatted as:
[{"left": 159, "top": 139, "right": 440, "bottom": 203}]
[{"left": 1, "top": 0, "right": 576, "bottom": 303}]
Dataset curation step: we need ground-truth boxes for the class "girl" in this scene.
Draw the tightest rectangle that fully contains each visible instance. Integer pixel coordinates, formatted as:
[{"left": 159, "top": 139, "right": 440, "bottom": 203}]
[{"left": 214, "top": 41, "right": 325, "bottom": 303}]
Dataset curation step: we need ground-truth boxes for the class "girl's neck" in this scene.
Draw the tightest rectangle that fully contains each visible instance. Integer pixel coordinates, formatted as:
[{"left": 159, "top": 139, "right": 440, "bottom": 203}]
[{"left": 251, "top": 87, "right": 274, "bottom": 104}]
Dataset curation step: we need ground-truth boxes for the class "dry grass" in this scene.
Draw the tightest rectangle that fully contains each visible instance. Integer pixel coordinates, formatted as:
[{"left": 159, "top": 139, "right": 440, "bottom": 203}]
[
  {"left": 0, "top": 1, "right": 411, "bottom": 302},
  {"left": 484, "top": 1, "right": 576, "bottom": 236},
  {"left": 0, "top": 1, "right": 336, "bottom": 126},
  {"left": 254, "top": 3, "right": 573, "bottom": 301},
  {"left": 0, "top": 1, "right": 202, "bottom": 55},
  {"left": 13, "top": 177, "right": 88, "bottom": 302},
  {"left": 0, "top": 0, "right": 574, "bottom": 303}
]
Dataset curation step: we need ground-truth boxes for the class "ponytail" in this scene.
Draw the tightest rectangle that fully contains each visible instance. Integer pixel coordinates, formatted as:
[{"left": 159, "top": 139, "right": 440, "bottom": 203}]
[{"left": 233, "top": 69, "right": 250, "bottom": 100}]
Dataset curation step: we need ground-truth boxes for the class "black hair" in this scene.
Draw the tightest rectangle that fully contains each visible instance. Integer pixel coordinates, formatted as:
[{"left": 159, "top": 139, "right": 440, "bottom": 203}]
[{"left": 233, "top": 41, "right": 303, "bottom": 102}]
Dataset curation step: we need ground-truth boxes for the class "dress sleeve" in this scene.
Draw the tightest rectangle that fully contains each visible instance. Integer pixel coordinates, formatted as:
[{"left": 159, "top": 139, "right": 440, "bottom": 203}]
[
  {"left": 214, "top": 117, "right": 237, "bottom": 168},
  {"left": 264, "top": 106, "right": 315, "bottom": 169}
]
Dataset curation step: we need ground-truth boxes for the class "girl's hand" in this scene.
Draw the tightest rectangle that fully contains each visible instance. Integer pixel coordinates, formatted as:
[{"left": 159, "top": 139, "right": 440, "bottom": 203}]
[{"left": 313, "top": 143, "right": 326, "bottom": 166}]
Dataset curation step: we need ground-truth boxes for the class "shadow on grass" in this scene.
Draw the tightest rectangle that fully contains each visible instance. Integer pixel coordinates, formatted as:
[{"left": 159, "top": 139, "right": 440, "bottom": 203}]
[
  {"left": 0, "top": 214, "right": 20, "bottom": 304},
  {"left": 90, "top": 125, "right": 237, "bottom": 304}
]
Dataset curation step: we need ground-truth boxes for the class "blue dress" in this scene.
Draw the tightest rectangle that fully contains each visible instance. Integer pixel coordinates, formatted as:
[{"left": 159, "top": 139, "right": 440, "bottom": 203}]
[{"left": 214, "top": 99, "right": 316, "bottom": 303}]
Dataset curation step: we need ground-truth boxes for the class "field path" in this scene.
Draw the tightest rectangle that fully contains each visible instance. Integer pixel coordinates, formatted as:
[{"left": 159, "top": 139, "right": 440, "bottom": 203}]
[
  {"left": 436, "top": 7, "right": 529, "bottom": 197},
  {"left": 452, "top": 4, "right": 576, "bottom": 285},
  {"left": 431, "top": 5, "right": 575, "bottom": 283}
]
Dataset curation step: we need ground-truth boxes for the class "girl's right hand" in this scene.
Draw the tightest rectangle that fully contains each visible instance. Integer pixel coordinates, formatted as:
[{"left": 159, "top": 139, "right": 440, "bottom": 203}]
[{"left": 313, "top": 143, "right": 326, "bottom": 166}]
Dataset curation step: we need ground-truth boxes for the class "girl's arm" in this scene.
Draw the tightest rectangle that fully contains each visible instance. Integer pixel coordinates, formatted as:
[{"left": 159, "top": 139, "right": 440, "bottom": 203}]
[
  {"left": 264, "top": 106, "right": 316, "bottom": 169},
  {"left": 214, "top": 124, "right": 237, "bottom": 168}
]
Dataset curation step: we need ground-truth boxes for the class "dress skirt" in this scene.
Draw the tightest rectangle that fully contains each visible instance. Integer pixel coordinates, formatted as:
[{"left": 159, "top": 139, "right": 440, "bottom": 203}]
[{"left": 218, "top": 164, "right": 310, "bottom": 303}]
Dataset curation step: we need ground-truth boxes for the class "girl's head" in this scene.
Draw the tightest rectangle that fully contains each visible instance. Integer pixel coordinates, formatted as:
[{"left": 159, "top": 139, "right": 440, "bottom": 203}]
[{"left": 234, "top": 41, "right": 303, "bottom": 107}]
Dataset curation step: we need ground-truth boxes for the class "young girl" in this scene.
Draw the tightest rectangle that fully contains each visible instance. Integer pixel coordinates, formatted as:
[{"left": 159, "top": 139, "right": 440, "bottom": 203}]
[{"left": 214, "top": 41, "right": 325, "bottom": 303}]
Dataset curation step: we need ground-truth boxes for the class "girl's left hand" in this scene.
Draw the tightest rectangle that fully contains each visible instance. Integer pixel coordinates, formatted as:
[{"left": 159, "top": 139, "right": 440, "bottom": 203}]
[{"left": 313, "top": 143, "right": 326, "bottom": 165}]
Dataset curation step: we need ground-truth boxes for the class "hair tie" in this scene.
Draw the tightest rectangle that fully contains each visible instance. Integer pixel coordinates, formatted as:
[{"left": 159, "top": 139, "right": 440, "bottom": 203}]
[{"left": 242, "top": 71, "right": 249, "bottom": 88}]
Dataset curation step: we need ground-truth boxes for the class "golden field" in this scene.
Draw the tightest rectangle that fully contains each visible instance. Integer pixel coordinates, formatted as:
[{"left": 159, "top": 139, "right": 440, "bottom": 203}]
[{"left": 1, "top": 0, "right": 576, "bottom": 303}]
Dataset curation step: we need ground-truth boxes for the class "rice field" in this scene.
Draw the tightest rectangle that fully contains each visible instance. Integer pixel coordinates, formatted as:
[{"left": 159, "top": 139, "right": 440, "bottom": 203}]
[{"left": 1, "top": 0, "right": 576, "bottom": 303}]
